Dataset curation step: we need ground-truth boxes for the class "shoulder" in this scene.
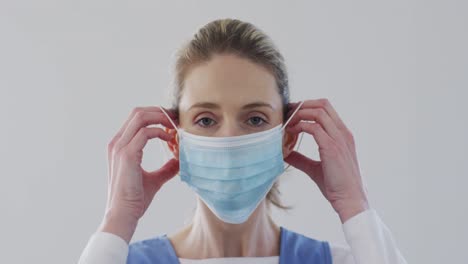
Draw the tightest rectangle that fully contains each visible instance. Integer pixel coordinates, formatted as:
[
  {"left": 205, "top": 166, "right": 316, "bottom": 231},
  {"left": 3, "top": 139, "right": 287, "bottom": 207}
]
[
  {"left": 280, "top": 226, "right": 330, "bottom": 251},
  {"left": 127, "top": 235, "right": 178, "bottom": 264},
  {"left": 280, "top": 226, "right": 332, "bottom": 263}
]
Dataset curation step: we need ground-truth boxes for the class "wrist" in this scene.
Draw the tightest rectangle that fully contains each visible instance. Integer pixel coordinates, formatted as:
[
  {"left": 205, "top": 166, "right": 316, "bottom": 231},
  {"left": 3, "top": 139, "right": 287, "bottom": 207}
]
[
  {"left": 98, "top": 210, "right": 138, "bottom": 244},
  {"left": 334, "top": 198, "right": 370, "bottom": 224}
]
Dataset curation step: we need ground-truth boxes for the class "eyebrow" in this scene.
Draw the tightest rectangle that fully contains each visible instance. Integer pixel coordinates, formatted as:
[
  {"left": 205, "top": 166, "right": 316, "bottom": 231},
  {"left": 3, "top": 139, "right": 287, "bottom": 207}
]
[
  {"left": 188, "top": 102, "right": 219, "bottom": 111},
  {"left": 188, "top": 101, "right": 274, "bottom": 111},
  {"left": 242, "top": 102, "right": 274, "bottom": 110}
]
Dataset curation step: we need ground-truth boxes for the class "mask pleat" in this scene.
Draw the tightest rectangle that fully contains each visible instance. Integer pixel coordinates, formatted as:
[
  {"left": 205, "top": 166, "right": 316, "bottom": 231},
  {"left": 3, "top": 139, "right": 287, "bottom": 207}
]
[{"left": 178, "top": 123, "right": 286, "bottom": 224}]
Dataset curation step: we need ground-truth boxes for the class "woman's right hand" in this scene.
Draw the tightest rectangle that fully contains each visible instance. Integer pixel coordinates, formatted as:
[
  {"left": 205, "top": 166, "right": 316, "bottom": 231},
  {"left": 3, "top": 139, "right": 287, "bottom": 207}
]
[{"left": 97, "top": 107, "right": 179, "bottom": 244}]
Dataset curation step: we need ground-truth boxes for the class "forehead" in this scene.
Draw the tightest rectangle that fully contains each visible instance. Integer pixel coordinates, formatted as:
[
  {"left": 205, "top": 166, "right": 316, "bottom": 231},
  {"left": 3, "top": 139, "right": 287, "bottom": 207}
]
[{"left": 179, "top": 53, "right": 282, "bottom": 111}]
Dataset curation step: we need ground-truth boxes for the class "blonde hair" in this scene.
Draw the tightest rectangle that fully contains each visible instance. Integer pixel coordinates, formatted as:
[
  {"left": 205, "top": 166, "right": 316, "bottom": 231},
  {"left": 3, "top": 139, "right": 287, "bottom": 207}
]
[{"left": 171, "top": 18, "right": 292, "bottom": 210}]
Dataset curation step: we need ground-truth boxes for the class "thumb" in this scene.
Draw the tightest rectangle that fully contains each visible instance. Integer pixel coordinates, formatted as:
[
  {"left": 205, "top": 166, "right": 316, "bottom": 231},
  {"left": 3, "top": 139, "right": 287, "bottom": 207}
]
[
  {"left": 285, "top": 151, "right": 322, "bottom": 182},
  {"left": 143, "top": 158, "right": 179, "bottom": 186}
]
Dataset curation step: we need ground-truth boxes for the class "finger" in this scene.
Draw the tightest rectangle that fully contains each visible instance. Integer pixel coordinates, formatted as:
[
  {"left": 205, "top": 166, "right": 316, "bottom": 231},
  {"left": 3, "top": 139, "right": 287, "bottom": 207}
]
[
  {"left": 284, "top": 150, "right": 322, "bottom": 183},
  {"left": 106, "top": 108, "right": 176, "bottom": 209},
  {"left": 284, "top": 150, "right": 320, "bottom": 172},
  {"left": 158, "top": 107, "right": 180, "bottom": 130},
  {"left": 115, "top": 112, "right": 176, "bottom": 152},
  {"left": 111, "top": 107, "right": 176, "bottom": 148},
  {"left": 301, "top": 99, "right": 357, "bottom": 163},
  {"left": 158, "top": 106, "right": 178, "bottom": 118},
  {"left": 110, "top": 127, "right": 172, "bottom": 207},
  {"left": 287, "top": 108, "right": 344, "bottom": 142},
  {"left": 140, "top": 158, "right": 179, "bottom": 212},
  {"left": 125, "top": 127, "right": 173, "bottom": 155},
  {"left": 287, "top": 101, "right": 301, "bottom": 107},
  {"left": 108, "top": 107, "right": 177, "bottom": 174},
  {"left": 301, "top": 99, "right": 350, "bottom": 133},
  {"left": 286, "top": 102, "right": 301, "bottom": 118},
  {"left": 286, "top": 121, "right": 336, "bottom": 152}
]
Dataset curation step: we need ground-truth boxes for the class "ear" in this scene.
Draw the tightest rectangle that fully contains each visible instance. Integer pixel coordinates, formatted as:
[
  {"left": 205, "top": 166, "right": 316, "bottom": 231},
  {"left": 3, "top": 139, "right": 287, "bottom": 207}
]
[
  {"left": 282, "top": 130, "right": 298, "bottom": 159},
  {"left": 164, "top": 127, "right": 179, "bottom": 160}
]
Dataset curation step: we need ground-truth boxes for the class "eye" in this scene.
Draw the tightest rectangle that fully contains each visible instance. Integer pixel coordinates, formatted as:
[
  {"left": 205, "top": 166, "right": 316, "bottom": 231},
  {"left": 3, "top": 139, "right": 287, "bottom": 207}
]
[
  {"left": 196, "top": 117, "right": 217, "bottom": 127},
  {"left": 247, "top": 116, "right": 267, "bottom": 127}
]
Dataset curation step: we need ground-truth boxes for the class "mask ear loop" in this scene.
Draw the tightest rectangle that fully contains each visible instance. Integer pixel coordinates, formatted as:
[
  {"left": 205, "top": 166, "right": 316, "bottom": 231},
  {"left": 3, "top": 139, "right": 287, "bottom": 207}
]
[
  {"left": 158, "top": 106, "right": 179, "bottom": 134},
  {"left": 158, "top": 106, "right": 180, "bottom": 167},
  {"left": 281, "top": 101, "right": 305, "bottom": 131},
  {"left": 159, "top": 103, "right": 305, "bottom": 171},
  {"left": 281, "top": 101, "right": 305, "bottom": 171}
]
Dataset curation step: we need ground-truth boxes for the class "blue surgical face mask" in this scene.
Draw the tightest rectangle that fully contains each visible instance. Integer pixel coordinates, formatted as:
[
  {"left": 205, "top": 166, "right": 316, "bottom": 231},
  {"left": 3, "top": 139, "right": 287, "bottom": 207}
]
[{"left": 159, "top": 101, "right": 304, "bottom": 224}]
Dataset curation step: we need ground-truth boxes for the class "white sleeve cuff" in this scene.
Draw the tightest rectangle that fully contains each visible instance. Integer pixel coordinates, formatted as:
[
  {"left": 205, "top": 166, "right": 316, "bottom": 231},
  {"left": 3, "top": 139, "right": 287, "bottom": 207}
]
[
  {"left": 341, "top": 208, "right": 407, "bottom": 264},
  {"left": 78, "top": 232, "right": 129, "bottom": 264}
]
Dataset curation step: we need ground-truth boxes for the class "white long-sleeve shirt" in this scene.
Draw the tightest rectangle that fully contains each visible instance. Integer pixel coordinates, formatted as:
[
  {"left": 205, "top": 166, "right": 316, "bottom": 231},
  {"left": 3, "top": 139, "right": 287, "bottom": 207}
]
[{"left": 79, "top": 208, "right": 407, "bottom": 264}]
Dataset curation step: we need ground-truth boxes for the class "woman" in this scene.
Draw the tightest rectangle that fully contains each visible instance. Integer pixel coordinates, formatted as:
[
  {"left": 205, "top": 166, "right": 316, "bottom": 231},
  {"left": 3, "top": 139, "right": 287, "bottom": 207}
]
[{"left": 79, "top": 18, "right": 407, "bottom": 263}]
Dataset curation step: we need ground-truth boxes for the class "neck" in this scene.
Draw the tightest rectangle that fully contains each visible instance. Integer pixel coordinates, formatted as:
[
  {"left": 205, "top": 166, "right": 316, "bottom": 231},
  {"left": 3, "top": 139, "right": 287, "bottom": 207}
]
[{"left": 181, "top": 198, "right": 281, "bottom": 258}]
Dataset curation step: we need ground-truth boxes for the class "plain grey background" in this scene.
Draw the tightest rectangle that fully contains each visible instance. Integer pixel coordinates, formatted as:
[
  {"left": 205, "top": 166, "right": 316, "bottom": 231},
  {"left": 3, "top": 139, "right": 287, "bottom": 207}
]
[{"left": 1, "top": 1, "right": 467, "bottom": 263}]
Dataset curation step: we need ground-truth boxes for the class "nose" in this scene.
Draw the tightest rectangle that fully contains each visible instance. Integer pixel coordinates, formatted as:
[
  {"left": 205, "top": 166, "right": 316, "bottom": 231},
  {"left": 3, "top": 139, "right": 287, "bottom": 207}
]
[{"left": 216, "top": 119, "right": 244, "bottom": 137}]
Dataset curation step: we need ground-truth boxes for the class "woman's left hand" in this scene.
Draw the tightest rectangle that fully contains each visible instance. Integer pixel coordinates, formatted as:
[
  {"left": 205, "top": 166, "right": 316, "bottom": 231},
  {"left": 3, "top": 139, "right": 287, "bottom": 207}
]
[{"left": 285, "top": 98, "right": 369, "bottom": 223}]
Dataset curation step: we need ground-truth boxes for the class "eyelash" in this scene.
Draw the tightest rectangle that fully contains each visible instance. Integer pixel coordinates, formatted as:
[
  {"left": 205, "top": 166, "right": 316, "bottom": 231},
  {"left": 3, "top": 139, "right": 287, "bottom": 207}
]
[
  {"left": 195, "top": 116, "right": 268, "bottom": 128},
  {"left": 246, "top": 116, "right": 267, "bottom": 126},
  {"left": 196, "top": 117, "right": 217, "bottom": 127}
]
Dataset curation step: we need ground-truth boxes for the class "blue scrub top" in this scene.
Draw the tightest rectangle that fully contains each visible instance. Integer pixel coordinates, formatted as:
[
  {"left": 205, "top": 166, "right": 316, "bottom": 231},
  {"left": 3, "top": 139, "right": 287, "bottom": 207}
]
[{"left": 127, "top": 226, "right": 332, "bottom": 264}]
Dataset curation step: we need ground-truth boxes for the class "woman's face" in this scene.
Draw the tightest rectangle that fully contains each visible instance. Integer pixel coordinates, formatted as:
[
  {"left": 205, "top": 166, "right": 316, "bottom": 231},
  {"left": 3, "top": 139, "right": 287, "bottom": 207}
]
[
  {"left": 169, "top": 53, "right": 297, "bottom": 157},
  {"left": 180, "top": 53, "right": 283, "bottom": 135}
]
